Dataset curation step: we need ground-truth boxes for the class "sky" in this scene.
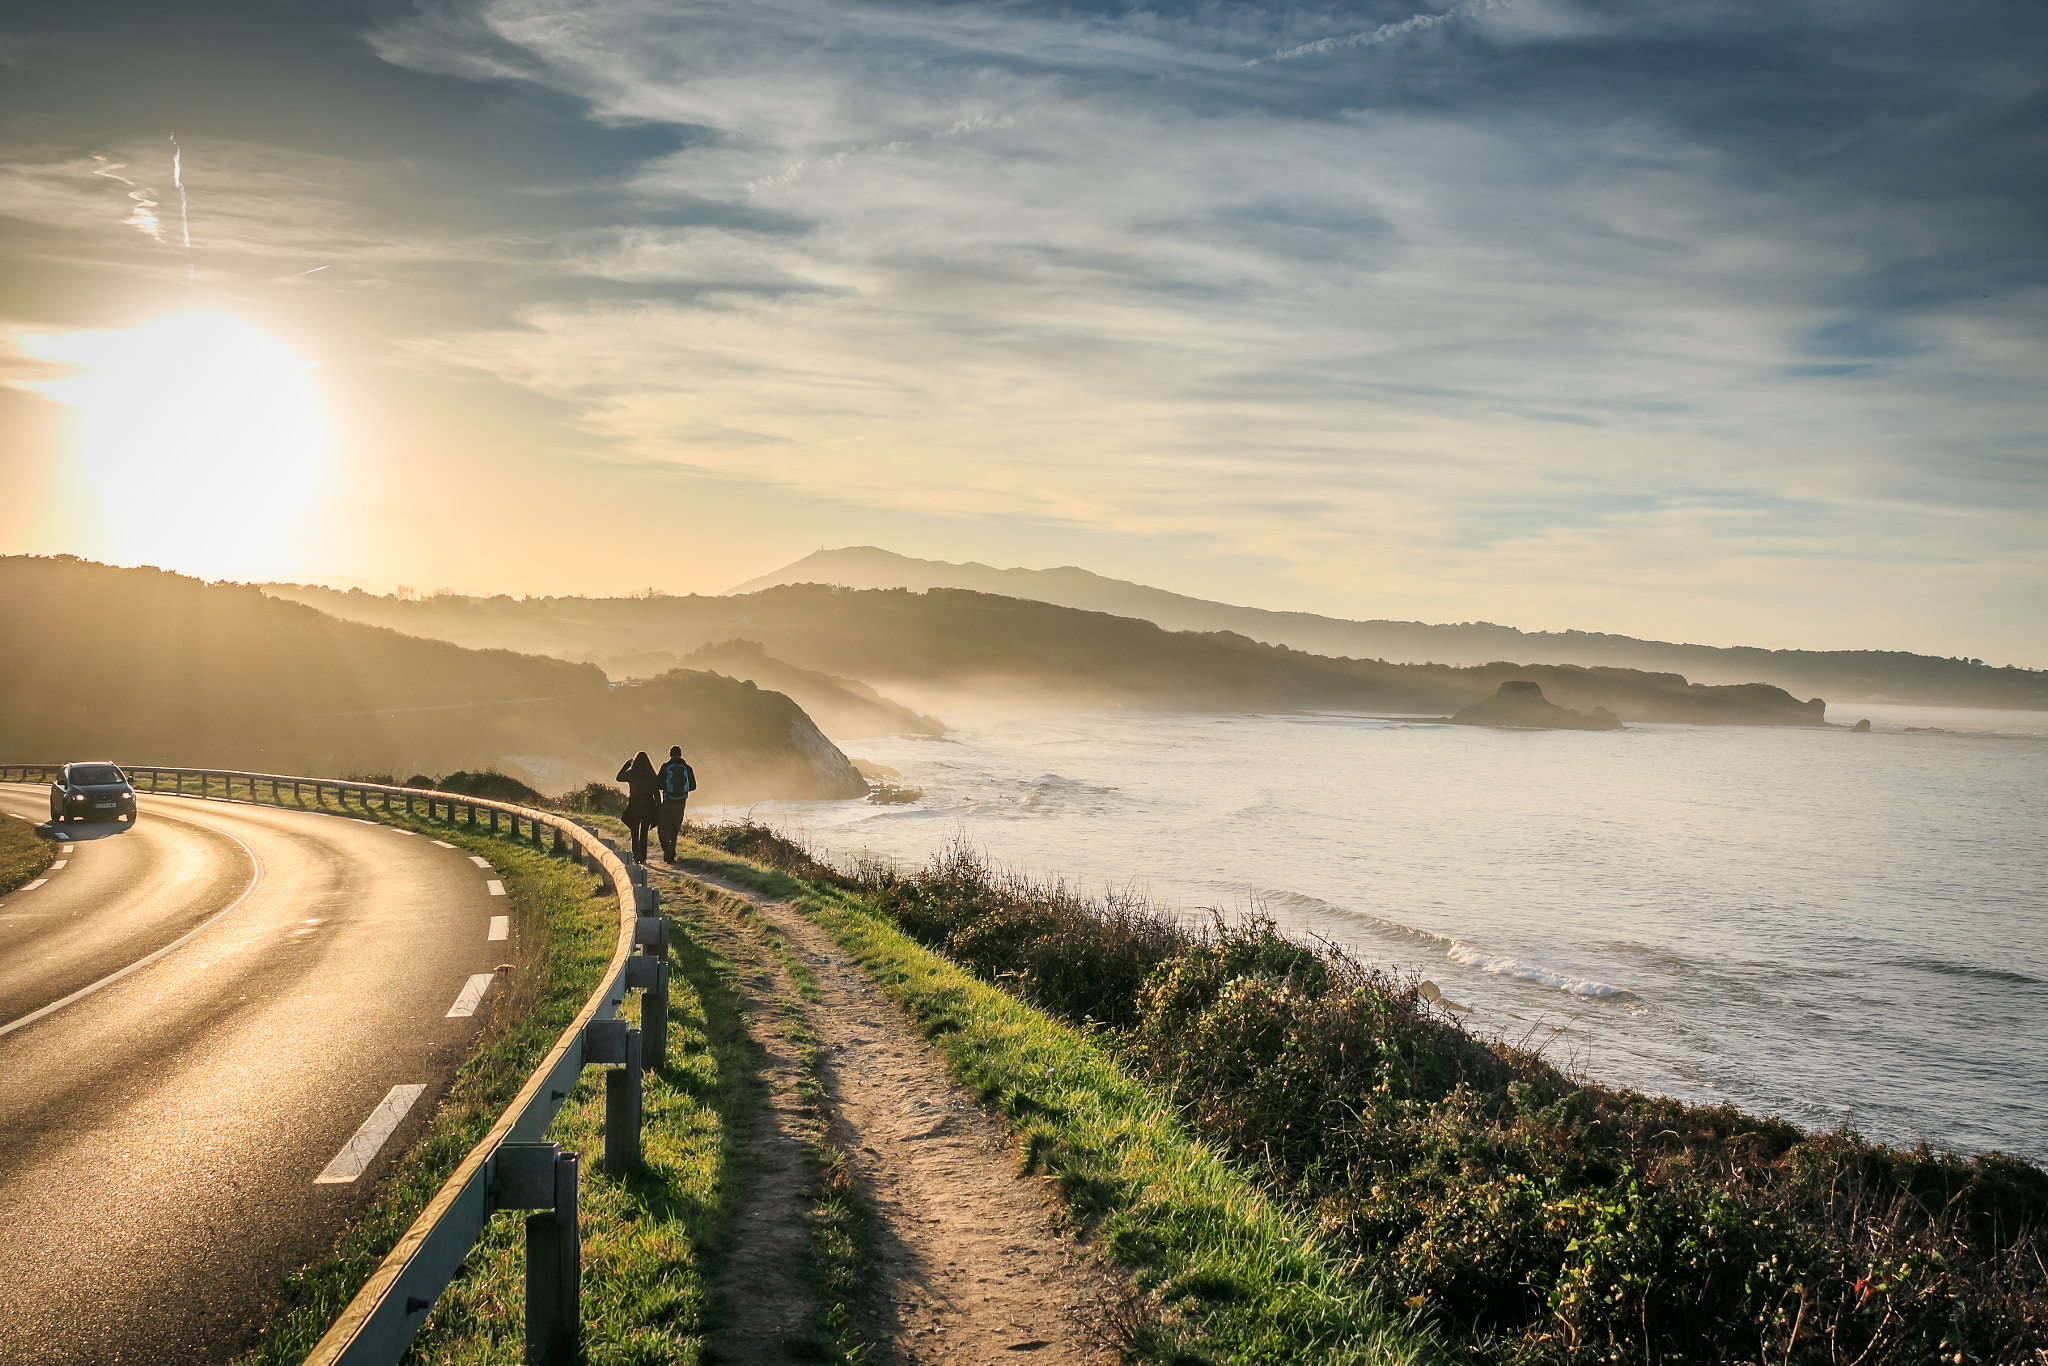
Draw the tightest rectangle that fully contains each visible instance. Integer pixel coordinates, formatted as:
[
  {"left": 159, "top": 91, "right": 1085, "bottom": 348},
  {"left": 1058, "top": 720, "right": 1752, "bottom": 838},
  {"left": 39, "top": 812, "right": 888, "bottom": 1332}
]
[{"left": 1, "top": 0, "right": 2044, "bottom": 663}]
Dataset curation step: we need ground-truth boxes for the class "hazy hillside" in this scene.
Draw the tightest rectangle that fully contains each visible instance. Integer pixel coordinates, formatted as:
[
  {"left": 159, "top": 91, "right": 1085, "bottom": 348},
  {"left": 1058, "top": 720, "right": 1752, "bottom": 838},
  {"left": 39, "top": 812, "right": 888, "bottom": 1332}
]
[
  {"left": 677, "top": 640, "right": 945, "bottom": 739},
  {"left": 265, "top": 580, "right": 1825, "bottom": 726},
  {"left": 2, "top": 557, "right": 865, "bottom": 802},
  {"left": 521, "top": 636, "right": 945, "bottom": 742},
  {"left": 731, "top": 547, "right": 2048, "bottom": 710}
]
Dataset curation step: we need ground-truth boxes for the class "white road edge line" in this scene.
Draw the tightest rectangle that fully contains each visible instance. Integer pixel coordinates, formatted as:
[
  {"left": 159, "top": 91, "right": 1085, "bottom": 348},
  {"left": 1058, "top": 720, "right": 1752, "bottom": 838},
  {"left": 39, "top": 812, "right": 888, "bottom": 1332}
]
[
  {"left": 446, "top": 973, "right": 494, "bottom": 1018},
  {"left": 0, "top": 805, "right": 265, "bottom": 1041},
  {"left": 488, "top": 915, "right": 509, "bottom": 941},
  {"left": 20, "top": 879, "right": 47, "bottom": 891},
  {"left": 431, "top": 840, "right": 456, "bottom": 849},
  {"left": 486, "top": 879, "right": 505, "bottom": 897},
  {"left": 314, "top": 1084, "right": 428, "bottom": 1185},
  {"left": 468, "top": 855, "right": 492, "bottom": 868},
  {"left": 49, "top": 861, "right": 67, "bottom": 870}
]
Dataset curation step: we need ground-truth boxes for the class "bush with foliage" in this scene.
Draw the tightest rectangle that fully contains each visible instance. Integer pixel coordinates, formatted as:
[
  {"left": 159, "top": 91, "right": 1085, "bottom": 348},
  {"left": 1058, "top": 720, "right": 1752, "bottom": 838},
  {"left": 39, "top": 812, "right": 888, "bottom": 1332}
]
[{"left": 693, "top": 822, "right": 2048, "bottom": 1365}]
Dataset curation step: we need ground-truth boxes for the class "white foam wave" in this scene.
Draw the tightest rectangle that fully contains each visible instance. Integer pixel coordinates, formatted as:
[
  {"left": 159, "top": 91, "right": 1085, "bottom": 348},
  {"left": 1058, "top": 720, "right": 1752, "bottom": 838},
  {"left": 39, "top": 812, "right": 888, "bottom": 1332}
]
[{"left": 1448, "top": 942, "right": 1632, "bottom": 999}]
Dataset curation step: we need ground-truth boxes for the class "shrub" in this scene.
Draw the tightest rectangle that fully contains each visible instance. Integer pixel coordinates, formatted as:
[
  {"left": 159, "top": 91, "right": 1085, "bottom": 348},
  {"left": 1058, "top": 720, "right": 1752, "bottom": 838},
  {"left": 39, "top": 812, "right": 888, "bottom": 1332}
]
[
  {"left": 433, "top": 768, "right": 548, "bottom": 806},
  {"left": 692, "top": 820, "right": 2048, "bottom": 1365},
  {"left": 556, "top": 781, "right": 625, "bottom": 817}
]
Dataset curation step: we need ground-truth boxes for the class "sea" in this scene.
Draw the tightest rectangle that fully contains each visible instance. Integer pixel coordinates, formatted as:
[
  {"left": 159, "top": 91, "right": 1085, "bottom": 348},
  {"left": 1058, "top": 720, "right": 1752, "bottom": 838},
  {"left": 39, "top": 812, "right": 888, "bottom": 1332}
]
[{"left": 705, "top": 702, "right": 2048, "bottom": 1166}]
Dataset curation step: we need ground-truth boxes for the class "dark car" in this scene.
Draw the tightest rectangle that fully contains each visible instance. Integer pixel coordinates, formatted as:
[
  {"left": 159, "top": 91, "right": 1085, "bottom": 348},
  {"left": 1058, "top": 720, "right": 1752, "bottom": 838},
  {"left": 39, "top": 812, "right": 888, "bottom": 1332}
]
[{"left": 48, "top": 762, "right": 138, "bottom": 824}]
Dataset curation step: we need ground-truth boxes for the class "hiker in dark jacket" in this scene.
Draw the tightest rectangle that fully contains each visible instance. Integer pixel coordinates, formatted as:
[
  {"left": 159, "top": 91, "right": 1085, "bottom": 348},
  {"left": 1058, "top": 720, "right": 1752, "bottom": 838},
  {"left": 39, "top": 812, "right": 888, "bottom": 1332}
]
[
  {"left": 616, "top": 750, "right": 660, "bottom": 863},
  {"left": 656, "top": 745, "right": 696, "bottom": 863}
]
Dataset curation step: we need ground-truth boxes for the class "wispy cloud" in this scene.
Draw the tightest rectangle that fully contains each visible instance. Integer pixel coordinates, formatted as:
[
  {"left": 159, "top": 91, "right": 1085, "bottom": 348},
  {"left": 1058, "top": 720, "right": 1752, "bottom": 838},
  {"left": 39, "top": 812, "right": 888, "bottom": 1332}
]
[
  {"left": 88, "top": 155, "right": 163, "bottom": 241},
  {"left": 6, "top": 0, "right": 2042, "bottom": 652}
]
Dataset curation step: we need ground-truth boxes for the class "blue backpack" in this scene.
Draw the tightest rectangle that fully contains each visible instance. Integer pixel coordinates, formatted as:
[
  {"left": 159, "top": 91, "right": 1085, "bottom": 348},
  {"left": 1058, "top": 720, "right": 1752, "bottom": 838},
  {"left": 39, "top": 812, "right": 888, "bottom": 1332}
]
[{"left": 663, "top": 760, "right": 696, "bottom": 799}]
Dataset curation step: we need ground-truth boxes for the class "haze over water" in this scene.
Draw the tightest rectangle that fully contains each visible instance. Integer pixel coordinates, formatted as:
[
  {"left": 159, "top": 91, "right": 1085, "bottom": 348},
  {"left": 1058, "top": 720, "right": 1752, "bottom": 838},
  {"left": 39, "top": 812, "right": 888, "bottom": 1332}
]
[{"left": 722, "top": 706, "right": 2048, "bottom": 1166}]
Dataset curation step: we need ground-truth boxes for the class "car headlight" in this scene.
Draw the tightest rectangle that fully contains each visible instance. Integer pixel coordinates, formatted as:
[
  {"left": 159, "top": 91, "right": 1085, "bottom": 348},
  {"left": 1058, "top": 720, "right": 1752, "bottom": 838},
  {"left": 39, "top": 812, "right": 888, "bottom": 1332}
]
[{"left": 69, "top": 792, "right": 86, "bottom": 801}]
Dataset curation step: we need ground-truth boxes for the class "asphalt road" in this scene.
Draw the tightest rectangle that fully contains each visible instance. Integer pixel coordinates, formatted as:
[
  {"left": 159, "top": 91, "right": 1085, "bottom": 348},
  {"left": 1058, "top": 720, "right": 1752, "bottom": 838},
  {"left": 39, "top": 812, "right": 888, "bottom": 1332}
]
[{"left": 0, "top": 783, "right": 515, "bottom": 1365}]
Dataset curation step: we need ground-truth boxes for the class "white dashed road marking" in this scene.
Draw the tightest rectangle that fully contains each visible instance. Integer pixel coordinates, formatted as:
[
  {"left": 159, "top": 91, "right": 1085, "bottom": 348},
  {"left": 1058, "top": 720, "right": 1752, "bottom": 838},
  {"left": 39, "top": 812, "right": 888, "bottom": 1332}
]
[
  {"left": 431, "top": 840, "right": 455, "bottom": 849},
  {"left": 59, "top": 845, "right": 73, "bottom": 853},
  {"left": 468, "top": 856, "right": 491, "bottom": 868},
  {"left": 486, "top": 879, "right": 505, "bottom": 897},
  {"left": 446, "top": 974, "right": 494, "bottom": 1018},
  {"left": 488, "top": 915, "right": 509, "bottom": 942},
  {"left": 314, "top": 1084, "right": 428, "bottom": 1185},
  {"left": 48, "top": 861, "right": 66, "bottom": 870},
  {"left": 21, "top": 880, "right": 46, "bottom": 892}
]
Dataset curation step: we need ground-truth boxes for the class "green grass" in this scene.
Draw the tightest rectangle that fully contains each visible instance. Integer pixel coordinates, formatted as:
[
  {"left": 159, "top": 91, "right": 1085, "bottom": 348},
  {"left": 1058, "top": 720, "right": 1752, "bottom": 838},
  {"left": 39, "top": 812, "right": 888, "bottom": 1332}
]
[
  {"left": 675, "top": 843, "right": 1439, "bottom": 1366},
  {"left": 0, "top": 811, "right": 55, "bottom": 895},
  {"left": 395, "top": 889, "right": 760, "bottom": 1364}
]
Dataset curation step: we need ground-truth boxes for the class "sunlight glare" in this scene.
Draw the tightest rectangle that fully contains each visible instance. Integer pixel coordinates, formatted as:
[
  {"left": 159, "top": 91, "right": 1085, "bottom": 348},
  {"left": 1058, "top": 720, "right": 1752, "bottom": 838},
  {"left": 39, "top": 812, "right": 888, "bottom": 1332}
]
[{"left": 20, "top": 310, "right": 332, "bottom": 568}]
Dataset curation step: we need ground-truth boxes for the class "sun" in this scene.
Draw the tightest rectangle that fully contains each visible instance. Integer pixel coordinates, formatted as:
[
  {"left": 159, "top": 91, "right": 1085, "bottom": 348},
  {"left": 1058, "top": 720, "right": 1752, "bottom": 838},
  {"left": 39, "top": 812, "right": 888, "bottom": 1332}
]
[{"left": 19, "top": 310, "right": 332, "bottom": 569}]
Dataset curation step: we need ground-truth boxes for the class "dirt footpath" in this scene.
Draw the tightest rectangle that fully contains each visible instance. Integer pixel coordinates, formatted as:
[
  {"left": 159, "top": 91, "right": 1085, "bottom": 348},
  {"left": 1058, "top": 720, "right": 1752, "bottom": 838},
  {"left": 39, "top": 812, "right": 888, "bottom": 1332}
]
[{"left": 658, "top": 866, "right": 1124, "bottom": 1366}]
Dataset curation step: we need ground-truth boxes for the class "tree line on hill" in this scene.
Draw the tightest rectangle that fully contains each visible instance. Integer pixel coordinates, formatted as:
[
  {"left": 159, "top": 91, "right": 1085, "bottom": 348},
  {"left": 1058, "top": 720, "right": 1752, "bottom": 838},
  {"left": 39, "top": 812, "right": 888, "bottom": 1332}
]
[{"left": 0, "top": 557, "right": 865, "bottom": 803}]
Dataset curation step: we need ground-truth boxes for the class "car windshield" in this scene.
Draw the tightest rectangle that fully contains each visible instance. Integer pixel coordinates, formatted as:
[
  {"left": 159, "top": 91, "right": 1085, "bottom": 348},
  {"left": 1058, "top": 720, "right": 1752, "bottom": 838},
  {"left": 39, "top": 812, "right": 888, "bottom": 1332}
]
[{"left": 70, "top": 765, "right": 125, "bottom": 785}]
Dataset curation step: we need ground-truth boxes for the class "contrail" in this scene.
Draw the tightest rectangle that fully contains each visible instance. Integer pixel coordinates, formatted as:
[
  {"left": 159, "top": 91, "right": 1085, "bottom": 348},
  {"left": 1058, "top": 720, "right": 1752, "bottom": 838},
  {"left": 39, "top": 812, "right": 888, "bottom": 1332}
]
[
  {"left": 169, "top": 133, "right": 190, "bottom": 248},
  {"left": 1250, "top": 0, "right": 1503, "bottom": 66}
]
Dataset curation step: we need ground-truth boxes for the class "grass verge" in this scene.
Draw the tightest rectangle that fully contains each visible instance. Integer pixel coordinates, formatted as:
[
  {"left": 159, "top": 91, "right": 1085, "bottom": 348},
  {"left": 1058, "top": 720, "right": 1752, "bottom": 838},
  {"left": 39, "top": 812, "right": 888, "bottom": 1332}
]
[
  {"left": 674, "top": 839, "right": 1438, "bottom": 1366},
  {"left": 235, "top": 802, "right": 618, "bottom": 1363},
  {"left": 203, "top": 787, "right": 757, "bottom": 1364},
  {"left": 395, "top": 883, "right": 760, "bottom": 1364},
  {"left": 0, "top": 809, "right": 56, "bottom": 895}
]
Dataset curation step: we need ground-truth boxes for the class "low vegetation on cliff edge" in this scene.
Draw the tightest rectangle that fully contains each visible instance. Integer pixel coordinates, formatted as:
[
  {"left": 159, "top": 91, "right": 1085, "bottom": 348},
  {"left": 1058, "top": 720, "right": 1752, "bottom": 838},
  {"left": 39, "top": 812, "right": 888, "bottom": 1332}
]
[{"left": 691, "top": 821, "right": 2047, "bottom": 1366}]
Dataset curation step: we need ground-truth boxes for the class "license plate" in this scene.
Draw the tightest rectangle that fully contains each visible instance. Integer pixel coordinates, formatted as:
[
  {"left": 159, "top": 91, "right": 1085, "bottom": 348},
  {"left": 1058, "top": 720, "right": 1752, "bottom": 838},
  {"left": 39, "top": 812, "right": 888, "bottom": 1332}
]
[{"left": 94, "top": 800, "right": 115, "bottom": 808}]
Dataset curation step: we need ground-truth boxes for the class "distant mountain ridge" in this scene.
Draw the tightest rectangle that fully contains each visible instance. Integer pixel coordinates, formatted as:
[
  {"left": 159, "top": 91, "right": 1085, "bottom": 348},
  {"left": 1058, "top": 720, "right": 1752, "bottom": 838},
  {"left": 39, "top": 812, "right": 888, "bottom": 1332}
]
[
  {"left": 728, "top": 547, "right": 2047, "bottom": 710},
  {"left": 266, "top": 579, "right": 1827, "bottom": 726}
]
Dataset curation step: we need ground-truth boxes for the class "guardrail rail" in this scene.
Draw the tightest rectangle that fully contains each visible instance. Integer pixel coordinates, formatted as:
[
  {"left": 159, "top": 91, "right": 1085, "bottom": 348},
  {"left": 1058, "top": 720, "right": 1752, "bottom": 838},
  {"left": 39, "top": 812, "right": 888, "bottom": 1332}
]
[{"left": 0, "top": 763, "right": 670, "bottom": 1365}]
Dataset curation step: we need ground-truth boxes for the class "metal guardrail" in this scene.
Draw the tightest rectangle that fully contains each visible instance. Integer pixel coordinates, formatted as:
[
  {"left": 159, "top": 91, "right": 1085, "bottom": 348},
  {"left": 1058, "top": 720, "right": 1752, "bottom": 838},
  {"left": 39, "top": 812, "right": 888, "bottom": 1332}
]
[{"left": 1, "top": 763, "right": 667, "bottom": 1365}]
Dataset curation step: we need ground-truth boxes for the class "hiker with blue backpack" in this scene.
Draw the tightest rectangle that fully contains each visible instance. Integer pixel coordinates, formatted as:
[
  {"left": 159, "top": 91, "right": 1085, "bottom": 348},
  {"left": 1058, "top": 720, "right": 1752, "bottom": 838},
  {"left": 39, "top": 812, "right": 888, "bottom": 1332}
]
[{"left": 657, "top": 745, "right": 696, "bottom": 862}]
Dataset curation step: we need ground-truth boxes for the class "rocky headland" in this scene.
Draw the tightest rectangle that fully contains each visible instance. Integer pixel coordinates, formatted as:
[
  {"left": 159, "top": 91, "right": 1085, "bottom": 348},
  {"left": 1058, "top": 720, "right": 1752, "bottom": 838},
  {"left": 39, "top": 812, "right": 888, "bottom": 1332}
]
[{"left": 1449, "top": 680, "right": 1623, "bottom": 730}]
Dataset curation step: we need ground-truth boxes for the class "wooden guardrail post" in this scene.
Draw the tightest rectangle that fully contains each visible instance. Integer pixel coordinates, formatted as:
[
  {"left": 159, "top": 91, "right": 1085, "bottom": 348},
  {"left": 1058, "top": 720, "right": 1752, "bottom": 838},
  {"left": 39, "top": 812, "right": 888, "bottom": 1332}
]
[
  {"left": 585, "top": 1020, "right": 642, "bottom": 1174},
  {"left": 528, "top": 1148, "right": 580, "bottom": 1365},
  {"left": 631, "top": 913, "right": 670, "bottom": 1071},
  {"left": 491, "top": 1142, "right": 581, "bottom": 1366}
]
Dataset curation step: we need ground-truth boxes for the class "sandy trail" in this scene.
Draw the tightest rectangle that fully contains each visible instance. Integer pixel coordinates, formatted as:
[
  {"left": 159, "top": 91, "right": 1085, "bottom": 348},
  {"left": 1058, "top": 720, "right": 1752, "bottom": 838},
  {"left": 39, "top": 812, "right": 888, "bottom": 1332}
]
[{"left": 661, "top": 865, "right": 1123, "bottom": 1366}]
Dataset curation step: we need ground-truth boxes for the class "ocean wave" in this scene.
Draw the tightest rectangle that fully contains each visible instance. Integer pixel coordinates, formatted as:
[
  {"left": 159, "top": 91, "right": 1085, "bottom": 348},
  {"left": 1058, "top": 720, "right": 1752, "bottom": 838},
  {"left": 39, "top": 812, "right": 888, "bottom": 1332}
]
[
  {"left": 1017, "top": 773, "right": 1119, "bottom": 810},
  {"left": 1885, "top": 957, "right": 2044, "bottom": 987},
  {"left": 1251, "top": 887, "right": 1634, "bottom": 1001},
  {"left": 1448, "top": 942, "right": 1634, "bottom": 999}
]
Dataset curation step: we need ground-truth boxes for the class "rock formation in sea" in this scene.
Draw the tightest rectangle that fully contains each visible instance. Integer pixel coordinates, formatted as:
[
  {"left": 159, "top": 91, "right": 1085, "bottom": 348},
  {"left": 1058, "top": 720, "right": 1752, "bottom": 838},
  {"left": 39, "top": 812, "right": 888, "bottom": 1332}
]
[{"left": 1449, "top": 680, "right": 1623, "bottom": 731}]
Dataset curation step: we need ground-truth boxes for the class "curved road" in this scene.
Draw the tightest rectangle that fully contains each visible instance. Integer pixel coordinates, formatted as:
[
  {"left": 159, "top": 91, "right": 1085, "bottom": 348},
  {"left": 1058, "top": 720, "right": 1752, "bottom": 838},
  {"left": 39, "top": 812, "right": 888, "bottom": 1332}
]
[{"left": 0, "top": 783, "right": 515, "bottom": 1364}]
